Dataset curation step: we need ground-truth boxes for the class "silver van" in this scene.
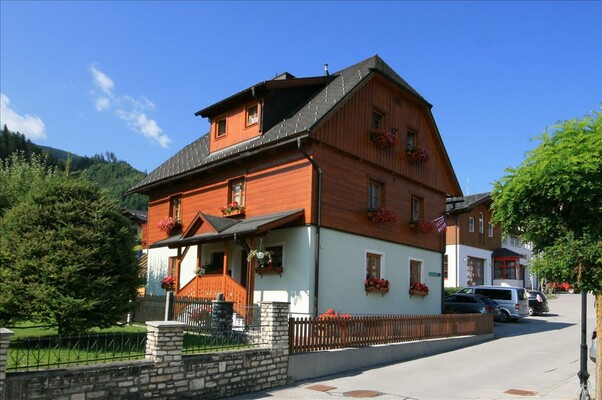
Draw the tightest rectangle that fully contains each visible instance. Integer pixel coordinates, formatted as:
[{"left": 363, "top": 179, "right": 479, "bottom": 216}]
[{"left": 458, "top": 285, "right": 529, "bottom": 322}]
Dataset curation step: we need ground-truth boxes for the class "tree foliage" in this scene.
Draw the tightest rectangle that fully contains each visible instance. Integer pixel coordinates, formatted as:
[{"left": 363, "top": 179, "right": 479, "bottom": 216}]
[
  {"left": 491, "top": 111, "right": 602, "bottom": 293},
  {"left": 0, "top": 176, "right": 141, "bottom": 333}
]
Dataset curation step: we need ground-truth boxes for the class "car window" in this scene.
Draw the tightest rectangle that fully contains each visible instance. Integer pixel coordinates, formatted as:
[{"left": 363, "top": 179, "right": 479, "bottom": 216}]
[
  {"left": 464, "top": 297, "right": 477, "bottom": 303},
  {"left": 459, "top": 288, "right": 472, "bottom": 294},
  {"left": 445, "top": 296, "right": 457, "bottom": 302},
  {"left": 517, "top": 289, "right": 528, "bottom": 300},
  {"left": 481, "top": 297, "right": 497, "bottom": 306}
]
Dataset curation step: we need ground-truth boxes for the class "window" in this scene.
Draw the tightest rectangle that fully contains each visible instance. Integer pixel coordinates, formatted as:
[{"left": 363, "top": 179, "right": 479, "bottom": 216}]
[
  {"left": 411, "top": 195, "right": 423, "bottom": 223},
  {"left": 443, "top": 254, "right": 448, "bottom": 280},
  {"left": 170, "top": 195, "right": 182, "bottom": 222},
  {"left": 266, "top": 245, "right": 284, "bottom": 268},
  {"left": 407, "top": 129, "right": 416, "bottom": 149},
  {"left": 216, "top": 117, "right": 227, "bottom": 138},
  {"left": 229, "top": 178, "right": 245, "bottom": 207},
  {"left": 368, "top": 180, "right": 382, "bottom": 210},
  {"left": 488, "top": 222, "right": 494, "bottom": 237},
  {"left": 372, "top": 111, "right": 383, "bottom": 129},
  {"left": 494, "top": 260, "right": 518, "bottom": 280},
  {"left": 468, "top": 217, "right": 475, "bottom": 232},
  {"left": 168, "top": 256, "right": 177, "bottom": 278},
  {"left": 466, "top": 257, "right": 484, "bottom": 286},
  {"left": 366, "top": 252, "right": 382, "bottom": 279},
  {"left": 478, "top": 213, "right": 484, "bottom": 234},
  {"left": 410, "top": 259, "right": 422, "bottom": 284},
  {"left": 246, "top": 104, "right": 258, "bottom": 126}
]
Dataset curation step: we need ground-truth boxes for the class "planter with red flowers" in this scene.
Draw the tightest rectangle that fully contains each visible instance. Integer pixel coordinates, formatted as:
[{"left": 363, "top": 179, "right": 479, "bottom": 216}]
[
  {"left": 365, "top": 278, "right": 390, "bottom": 296},
  {"left": 219, "top": 202, "right": 245, "bottom": 217},
  {"left": 157, "top": 217, "right": 181, "bottom": 235},
  {"left": 409, "top": 282, "right": 429, "bottom": 297},
  {"left": 161, "top": 276, "right": 176, "bottom": 292},
  {"left": 406, "top": 147, "right": 429, "bottom": 162},
  {"left": 370, "top": 128, "right": 398, "bottom": 147},
  {"left": 367, "top": 208, "right": 397, "bottom": 223}
]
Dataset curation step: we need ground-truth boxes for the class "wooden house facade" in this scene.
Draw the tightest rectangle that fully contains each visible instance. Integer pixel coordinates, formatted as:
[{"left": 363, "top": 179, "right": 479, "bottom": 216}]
[
  {"left": 444, "top": 193, "right": 527, "bottom": 288},
  {"left": 129, "top": 56, "right": 462, "bottom": 317}
]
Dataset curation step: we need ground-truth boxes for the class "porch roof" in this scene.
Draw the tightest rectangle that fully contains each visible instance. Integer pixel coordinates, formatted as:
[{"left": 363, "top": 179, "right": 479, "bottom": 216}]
[{"left": 149, "top": 209, "right": 305, "bottom": 249}]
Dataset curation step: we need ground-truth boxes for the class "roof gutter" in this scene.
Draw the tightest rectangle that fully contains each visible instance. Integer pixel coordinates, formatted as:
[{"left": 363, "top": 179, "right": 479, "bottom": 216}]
[{"left": 297, "top": 137, "right": 322, "bottom": 318}]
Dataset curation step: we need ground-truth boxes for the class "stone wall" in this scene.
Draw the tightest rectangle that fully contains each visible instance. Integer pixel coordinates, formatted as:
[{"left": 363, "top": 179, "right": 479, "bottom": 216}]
[{"left": 0, "top": 302, "right": 290, "bottom": 400}]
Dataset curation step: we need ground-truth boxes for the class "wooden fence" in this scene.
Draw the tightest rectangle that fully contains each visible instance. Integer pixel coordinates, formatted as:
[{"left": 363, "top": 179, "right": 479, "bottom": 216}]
[{"left": 289, "top": 314, "right": 493, "bottom": 354}]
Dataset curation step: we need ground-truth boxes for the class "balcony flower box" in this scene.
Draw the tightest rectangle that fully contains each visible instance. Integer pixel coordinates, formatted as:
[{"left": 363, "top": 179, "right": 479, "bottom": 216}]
[
  {"left": 219, "top": 202, "right": 245, "bottom": 217},
  {"left": 365, "top": 278, "right": 390, "bottom": 296},
  {"left": 409, "top": 282, "right": 429, "bottom": 297},
  {"left": 406, "top": 147, "right": 429, "bottom": 162},
  {"left": 370, "top": 128, "right": 398, "bottom": 147},
  {"left": 157, "top": 217, "right": 181, "bottom": 235},
  {"left": 367, "top": 208, "right": 397, "bottom": 223},
  {"left": 255, "top": 263, "right": 284, "bottom": 276}
]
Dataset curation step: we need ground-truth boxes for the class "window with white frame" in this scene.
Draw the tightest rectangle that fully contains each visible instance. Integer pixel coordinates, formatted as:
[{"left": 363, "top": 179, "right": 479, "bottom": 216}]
[
  {"left": 468, "top": 217, "right": 475, "bottom": 232},
  {"left": 488, "top": 222, "right": 494, "bottom": 237},
  {"left": 411, "top": 195, "right": 423, "bottom": 223},
  {"left": 366, "top": 252, "right": 382, "bottom": 280},
  {"left": 478, "top": 212, "right": 484, "bottom": 234},
  {"left": 409, "top": 259, "right": 422, "bottom": 284}
]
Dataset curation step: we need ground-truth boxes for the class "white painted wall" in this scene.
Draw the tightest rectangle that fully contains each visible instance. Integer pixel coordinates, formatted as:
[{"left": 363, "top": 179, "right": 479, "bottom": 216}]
[
  {"left": 318, "top": 229, "right": 443, "bottom": 316},
  {"left": 444, "top": 245, "right": 493, "bottom": 288}
]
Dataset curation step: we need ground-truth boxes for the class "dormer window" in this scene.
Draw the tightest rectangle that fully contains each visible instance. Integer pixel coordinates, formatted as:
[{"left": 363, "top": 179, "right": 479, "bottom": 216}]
[
  {"left": 215, "top": 117, "right": 227, "bottom": 138},
  {"left": 246, "top": 104, "right": 258, "bottom": 126}
]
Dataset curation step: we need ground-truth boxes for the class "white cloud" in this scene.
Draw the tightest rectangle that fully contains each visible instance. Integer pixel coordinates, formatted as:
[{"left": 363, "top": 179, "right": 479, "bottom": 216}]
[
  {"left": 95, "top": 96, "right": 110, "bottom": 111},
  {"left": 90, "top": 65, "right": 114, "bottom": 94},
  {"left": 117, "top": 110, "right": 171, "bottom": 149},
  {"left": 89, "top": 65, "right": 171, "bottom": 148},
  {"left": 0, "top": 93, "right": 47, "bottom": 139}
]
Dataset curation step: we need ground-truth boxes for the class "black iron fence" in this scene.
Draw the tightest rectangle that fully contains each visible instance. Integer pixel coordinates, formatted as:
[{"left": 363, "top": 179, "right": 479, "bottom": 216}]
[{"left": 7, "top": 331, "right": 147, "bottom": 372}]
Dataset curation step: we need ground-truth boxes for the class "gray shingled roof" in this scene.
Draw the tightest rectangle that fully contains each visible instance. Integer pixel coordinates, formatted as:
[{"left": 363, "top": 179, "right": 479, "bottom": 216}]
[
  {"left": 150, "top": 209, "right": 304, "bottom": 249},
  {"left": 446, "top": 192, "right": 491, "bottom": 213},
  {"left": 129, "top": 55, "right": 428, "bottom": 194}
]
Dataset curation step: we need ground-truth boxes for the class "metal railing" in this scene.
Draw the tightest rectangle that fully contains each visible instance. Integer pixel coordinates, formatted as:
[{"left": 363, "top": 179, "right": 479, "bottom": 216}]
[{"left": 7, "top": 331, "right": 147, "bottom": 372}]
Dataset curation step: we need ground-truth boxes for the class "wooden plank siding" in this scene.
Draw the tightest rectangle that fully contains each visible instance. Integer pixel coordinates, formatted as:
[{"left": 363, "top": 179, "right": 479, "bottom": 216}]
[
  {"left": 313, "top": 75, "right": 459, "bottom": 197},
  {"left": 314, "top": 143, "right": 446, "bottom": 252},
  {"left": 209, "top": 102, "right": 261, "bottom": 152},
  {"left": 147, "top": 147, "right": 314, "bottom": 245},
  {"left": 446, "top": 203, "right": 501, "bottom": 250}
]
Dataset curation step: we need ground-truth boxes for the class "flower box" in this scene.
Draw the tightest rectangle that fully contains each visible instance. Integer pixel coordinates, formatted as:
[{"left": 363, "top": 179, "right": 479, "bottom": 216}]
[
  {"left": 370, "top": 128, "right": 398, "bottom": 147},
  {"left": 219, "top": 202, "right": 245, "bottom": 217},
  {"left": 367, "top": 208, "right": 397, "bottom": 223},
  {"left": 409, "top": 289, "right": 428, "bottom": 297},
  {"left": 406, "top": 147, "right": 429, "bottom": 162},
  {"left": 409, "top": 282, "right": 429, "bottom": 297},
  {"left": 365, "top": 278, "right": 390, "bottom": 295},
  {"left": 256, "top": 264, "right": 283, "bottom": 276},
  {"left": 157, "top": 217, "right": 181, "bottom": 235}
]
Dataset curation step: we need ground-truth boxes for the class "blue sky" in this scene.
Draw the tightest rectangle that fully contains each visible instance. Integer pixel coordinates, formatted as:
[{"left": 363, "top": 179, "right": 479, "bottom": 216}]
[{"left": 1, "top": 1, "right": 600, "bottom": 195}]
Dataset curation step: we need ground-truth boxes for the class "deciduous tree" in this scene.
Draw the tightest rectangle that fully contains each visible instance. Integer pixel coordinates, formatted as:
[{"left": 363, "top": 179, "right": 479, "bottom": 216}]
[{"left": 491, "top": 111, "right": 602, "bottom": 398}]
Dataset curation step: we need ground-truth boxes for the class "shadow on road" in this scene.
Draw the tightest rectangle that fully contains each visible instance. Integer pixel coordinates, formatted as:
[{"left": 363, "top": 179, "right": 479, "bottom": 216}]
[{"left": 493, "top": 317, "right": 574, "bottom": 339}]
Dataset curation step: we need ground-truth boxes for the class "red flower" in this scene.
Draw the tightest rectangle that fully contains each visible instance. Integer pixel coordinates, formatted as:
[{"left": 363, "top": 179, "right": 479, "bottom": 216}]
[
  {"left": 161, "top": 276, "right": 176, "bottom": 291},
  {"left": 370, "top": 128, "right": 398, "bottom": 147},
  {"left": 368, "top": 208, "right": 397, "bottom": 223}
]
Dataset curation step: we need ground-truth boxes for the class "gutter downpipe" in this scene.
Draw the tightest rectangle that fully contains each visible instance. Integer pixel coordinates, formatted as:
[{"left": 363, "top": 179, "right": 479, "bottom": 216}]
[{"left": 297, "top": 137, "right": 322, "bottom": 318}]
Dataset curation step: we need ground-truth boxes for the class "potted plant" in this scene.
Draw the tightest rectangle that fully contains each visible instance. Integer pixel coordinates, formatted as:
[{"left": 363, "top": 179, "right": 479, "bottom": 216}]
[
  {"left": 219, "top": 202, "right": 245, "bottom": 216},
  {"left": 161, "top": 276, "right": 176, "bottom": 291},
  {"left": 367, "top": 208, "right": 397, "bottom": 223},
  {"left": 409, "top": 282, "right": 429, "bottom": 296},
  {"left": 406, "top": 147, "right": 429, "bottom": 162},
  {"left": 157, "top": 216, "right": 181, "bottom": 234},
  {"left": 365, "top": 278, "right": 390, "bottom": 294},
  {"left": 370, "top": 128, "right": 398, "bottom": 147},
  {"left": 418, "top": 220, "right": 434, "bottom": 234},
  {"left": 248, "top": 249, "right": 283, "bottom": 275}
]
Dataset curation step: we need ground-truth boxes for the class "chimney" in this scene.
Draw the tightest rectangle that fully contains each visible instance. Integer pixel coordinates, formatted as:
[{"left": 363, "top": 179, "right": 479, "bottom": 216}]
[{"left": 324, "top": 63, "right": 329, "bottom": 76}]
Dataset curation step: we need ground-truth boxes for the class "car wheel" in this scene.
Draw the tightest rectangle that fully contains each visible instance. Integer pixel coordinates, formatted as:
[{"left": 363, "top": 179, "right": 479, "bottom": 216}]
[
  {"left": 499, "top": 310, "right": 510, "bottom": 323},
  {"left": 528, "top": 307, "right": 535, "bottom": 316}
]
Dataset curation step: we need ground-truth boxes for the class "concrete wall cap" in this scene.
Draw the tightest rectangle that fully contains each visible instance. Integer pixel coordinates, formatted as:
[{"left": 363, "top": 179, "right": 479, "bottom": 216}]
[{"left": 146, "top": 321, "right": 188, "bottom": 328}]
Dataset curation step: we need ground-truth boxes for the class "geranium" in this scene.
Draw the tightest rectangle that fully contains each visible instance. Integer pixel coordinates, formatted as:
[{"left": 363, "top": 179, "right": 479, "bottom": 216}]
[
  {"left": 318, "top": 308, "right": 352, "bottom": 320},
  {"left": 247, "top": 249, "right": 272, "bottom": 267},
  {"left": 365, "top": 278, "right": 390, "bottom": 290},
  {"left": 418, "top": 220, "right": 434, "bottom": 234},
  {"left": 410, "top": 282, "right": 429, "bottom": 293},
  {"left": 161, "top": 276, "right": 176, "bottom": 291},
  {"left": 368, "top": 208, "right": 397, "bottom": 223},
  {"left": 370, "top": 128, "right": 398, "bottom": 147},
  {"left": 406, "top": 147, "right": 429, "bottom": 162},
  {"left": 219, "top": 202, "right": 245, "bottom": 216},
  {"left": 157, "top": 216, "right": 179, "bottom": 232}
]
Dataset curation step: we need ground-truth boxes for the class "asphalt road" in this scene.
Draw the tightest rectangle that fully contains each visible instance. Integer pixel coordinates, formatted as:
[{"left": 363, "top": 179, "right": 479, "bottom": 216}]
[{"left": 226, "top": 292, "right": 597, "bottom": 400}]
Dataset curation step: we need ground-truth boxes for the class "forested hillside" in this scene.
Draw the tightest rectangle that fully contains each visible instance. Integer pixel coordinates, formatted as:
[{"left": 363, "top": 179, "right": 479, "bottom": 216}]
[{"left": 0, "top": 125, "right": 148, "bottom": 211}]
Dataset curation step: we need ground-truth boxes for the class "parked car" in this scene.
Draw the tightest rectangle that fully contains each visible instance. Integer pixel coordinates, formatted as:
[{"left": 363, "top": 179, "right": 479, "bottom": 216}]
[
  {"left": 527, "top": 290, "right": 549, "bottom": 316},
  {"left": 444, "top": 293, "right": 501, "bottom": 318},
  {"left": 590, "top": 330, "right": 597, "bottom": 363},
  {"left": 458, "top": 285, "right": 529, "bottom": 322}
]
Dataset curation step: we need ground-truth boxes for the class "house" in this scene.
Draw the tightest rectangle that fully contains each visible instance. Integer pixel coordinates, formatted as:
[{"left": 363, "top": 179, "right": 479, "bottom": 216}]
[
  {"left": 128, "top": 55, "right": 462, "bottom": 318},
  {"left": 444, "top": 193, "right": 531, "bottom": 289}
]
